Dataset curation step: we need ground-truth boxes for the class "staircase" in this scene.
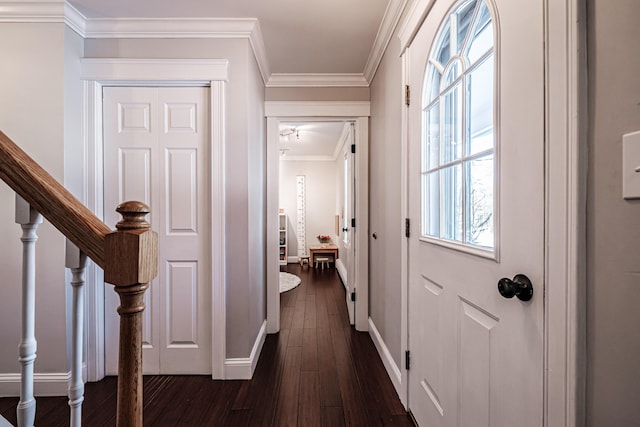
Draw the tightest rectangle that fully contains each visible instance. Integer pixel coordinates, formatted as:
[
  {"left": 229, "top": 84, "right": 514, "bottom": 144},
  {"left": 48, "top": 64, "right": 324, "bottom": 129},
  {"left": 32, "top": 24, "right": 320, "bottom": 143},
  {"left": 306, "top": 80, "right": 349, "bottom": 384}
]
[{"left": 0, "top": 131, "right": 158, "bottom": 427}]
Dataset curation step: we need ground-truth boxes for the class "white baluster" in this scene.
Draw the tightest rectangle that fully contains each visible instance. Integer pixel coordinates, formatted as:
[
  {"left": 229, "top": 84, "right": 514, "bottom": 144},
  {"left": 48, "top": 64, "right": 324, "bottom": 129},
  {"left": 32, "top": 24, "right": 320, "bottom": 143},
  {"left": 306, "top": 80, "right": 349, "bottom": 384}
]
[
  {"left": 15, "top": 195, "right": 42, "bottom": 427},
  {"left": 66, "top": 241, "right": 87, "bottom": 427}
]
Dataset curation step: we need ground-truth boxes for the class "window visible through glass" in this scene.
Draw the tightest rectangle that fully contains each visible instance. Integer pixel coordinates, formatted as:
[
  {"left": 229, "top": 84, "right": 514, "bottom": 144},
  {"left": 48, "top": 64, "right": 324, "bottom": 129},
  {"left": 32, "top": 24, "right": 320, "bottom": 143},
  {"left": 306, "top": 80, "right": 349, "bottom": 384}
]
[{"left": 421, "top": 0, "right": 495, "bottom": 251}]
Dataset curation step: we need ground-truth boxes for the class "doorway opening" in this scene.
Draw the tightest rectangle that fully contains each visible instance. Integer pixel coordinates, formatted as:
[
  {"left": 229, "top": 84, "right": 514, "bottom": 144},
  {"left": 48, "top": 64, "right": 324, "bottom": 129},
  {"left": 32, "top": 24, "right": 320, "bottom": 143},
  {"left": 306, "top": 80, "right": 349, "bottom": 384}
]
[
  {"left": 265, "top": 101, "right": 370, "bottom": 335},
  {"left": 276, "top": 120, "right": 354, "bottom": 318}
]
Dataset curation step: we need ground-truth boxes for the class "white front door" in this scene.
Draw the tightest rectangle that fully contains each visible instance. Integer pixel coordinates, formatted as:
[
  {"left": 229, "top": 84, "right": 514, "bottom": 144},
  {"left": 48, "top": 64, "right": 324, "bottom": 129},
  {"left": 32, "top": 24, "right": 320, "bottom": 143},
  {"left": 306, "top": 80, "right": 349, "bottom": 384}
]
[
  {"left": 407, "top": 0, "right": 544, "bottom": 425},
  {"left": 103, "top": 86, "right": 211, "bottom": 374}
]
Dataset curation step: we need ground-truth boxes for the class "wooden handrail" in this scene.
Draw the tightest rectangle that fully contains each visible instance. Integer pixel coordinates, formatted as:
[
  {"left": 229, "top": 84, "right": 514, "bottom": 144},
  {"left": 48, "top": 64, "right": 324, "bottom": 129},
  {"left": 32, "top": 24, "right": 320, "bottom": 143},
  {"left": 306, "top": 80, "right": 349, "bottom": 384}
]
[
  {"left": 0, "top": 131, "right": 110, "bottom": 267},
  {"left": 1, "top": 131, "right": 158, "bottom": 426}
]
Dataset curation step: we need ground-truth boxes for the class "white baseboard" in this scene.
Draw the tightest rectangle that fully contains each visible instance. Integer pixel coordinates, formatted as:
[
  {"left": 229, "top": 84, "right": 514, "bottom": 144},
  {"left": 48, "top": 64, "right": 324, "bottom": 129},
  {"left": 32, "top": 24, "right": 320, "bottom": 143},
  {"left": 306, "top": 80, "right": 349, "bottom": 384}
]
[
  {"left": 336, "top": 258, "right": 347, "bottom": 287},
  {"left": 224, "top": 320, "right": 266, "bottom": 379},
  {"left": 368, "top": 317, "right": 403, "bottom": 400},
  {"left": 0, "top": 371, "right": 70, "bottom": 397},
  {"left": 286, "top": 255, "right": 299, "bottom": 264}
]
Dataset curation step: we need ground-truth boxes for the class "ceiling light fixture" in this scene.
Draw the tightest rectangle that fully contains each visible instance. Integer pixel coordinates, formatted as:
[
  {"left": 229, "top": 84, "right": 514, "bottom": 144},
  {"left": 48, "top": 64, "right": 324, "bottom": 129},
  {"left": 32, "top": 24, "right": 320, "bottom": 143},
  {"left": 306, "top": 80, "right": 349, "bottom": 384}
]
[
  {"left": 279, "top": 127, "right": 301, "bottom": 142},
  {"left": 279, "top": 127, "right": 296, "bottom": 137}
]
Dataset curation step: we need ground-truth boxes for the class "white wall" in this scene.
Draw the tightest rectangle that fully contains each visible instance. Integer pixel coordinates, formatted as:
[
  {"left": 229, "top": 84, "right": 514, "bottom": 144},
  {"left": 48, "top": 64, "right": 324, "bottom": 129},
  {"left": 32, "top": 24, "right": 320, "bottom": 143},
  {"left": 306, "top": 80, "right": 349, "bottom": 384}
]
[
  {"left": 369, "top": 21, "right": 404, "bottom": 369},
  {"left": 587, "top": 0, "right": 640, "bottom": 424},
  {"left": 279, "top": 160, "right": 338, "bottom": 258},
  {"left": 0, "top": 23, "right": 68, "bottom": 387},
  {"left": 84, "top": 37, "right": 266, "bottom": 359}
]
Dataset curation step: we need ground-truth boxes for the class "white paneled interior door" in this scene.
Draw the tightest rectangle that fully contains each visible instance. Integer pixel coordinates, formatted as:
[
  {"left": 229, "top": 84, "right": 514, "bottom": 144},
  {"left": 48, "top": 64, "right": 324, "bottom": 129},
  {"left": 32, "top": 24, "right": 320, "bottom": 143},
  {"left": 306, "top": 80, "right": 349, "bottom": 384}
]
[
  {"left": 342, "top": 125, "right": 356, "bottom": 324},
  {"left": 407, "top": 0, "right": 545, "bottom": 425},
  {"left": 103, "top": 86, "right": 211, "bottom": 374}
]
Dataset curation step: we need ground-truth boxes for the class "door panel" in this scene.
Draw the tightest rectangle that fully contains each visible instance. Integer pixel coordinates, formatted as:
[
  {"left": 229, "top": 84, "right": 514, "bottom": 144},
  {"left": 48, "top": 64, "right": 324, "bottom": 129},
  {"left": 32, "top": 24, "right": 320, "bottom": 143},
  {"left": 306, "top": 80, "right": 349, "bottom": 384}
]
[
  {"left": 104, "top": 86, "right": 211, "bottom": 375},
  {"left": 342, "top": 124, "right": 356, "bottom": 324},
  {"left": 407, "top": 0, "right": 544, "bottom": 425}
]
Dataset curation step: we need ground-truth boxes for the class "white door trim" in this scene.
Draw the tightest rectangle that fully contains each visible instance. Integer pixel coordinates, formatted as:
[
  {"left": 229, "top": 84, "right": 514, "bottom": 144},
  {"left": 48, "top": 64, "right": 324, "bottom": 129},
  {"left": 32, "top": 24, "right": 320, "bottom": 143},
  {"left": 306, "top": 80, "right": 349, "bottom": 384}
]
[
  {"left": 397, "top": 0, "right": 587, "bottom": 424},
  {"left": 80, "top": 58, "right": 228, "bottom": 380},
  {"left": 265, "top": 101, "right": 371, "bottom": 333}
]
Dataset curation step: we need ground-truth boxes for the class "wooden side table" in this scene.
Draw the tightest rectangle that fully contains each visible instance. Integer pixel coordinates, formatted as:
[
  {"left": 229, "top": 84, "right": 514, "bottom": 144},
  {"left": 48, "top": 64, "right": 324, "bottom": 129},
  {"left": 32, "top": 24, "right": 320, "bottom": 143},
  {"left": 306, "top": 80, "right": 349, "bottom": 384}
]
[{"left": 309, "top": 244, "right": 339, "bottom": 268}]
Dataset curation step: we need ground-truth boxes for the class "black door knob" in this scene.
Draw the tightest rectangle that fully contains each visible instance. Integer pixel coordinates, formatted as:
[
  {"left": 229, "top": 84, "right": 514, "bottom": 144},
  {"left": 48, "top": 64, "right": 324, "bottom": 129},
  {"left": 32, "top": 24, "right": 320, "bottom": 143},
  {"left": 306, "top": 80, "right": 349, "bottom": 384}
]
[{"left": 497, "top": 274, "right": 533, "bottom": 301}]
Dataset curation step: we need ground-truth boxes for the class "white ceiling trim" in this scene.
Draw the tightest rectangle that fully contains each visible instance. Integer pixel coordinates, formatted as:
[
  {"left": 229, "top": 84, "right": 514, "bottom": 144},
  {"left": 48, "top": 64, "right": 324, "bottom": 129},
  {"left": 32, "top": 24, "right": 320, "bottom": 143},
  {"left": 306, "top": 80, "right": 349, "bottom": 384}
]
[
  {"left": 0, "top": 1, "right": 65, "bottom": 22},
  {"left": 363, "top": 0, "right": 408, "bottom": 82},
  {"left": 267, "top": 73, "right": 369, "bottom": 88},
  {"left": 397, "top": 0, "right": 436, "bottom": 54},
  {"left": 83, "top": 17, "right": 257, "bottom": 38},
  {"left": 0, "top": 1, "right": 271, "bottom": 84},
  {"left": 81, "top": 17, "right": 271, "bottom": 83},
  {"left": 0, "top": 1, "right": 86, "bottom": 36}
]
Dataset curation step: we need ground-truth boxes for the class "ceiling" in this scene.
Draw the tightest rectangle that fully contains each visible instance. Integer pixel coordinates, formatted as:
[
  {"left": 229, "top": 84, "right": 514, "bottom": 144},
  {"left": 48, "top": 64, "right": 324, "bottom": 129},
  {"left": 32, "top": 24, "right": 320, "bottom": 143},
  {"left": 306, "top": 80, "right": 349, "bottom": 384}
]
[
  {"left": 64, "top": 0, "right": 405, "bottom": 157},
  {"left": 68, "top": 0, "right": 402, "bottom": 80},
  {"left": 69, "top": 0, "right": 406, "bottom": 159},
  {"left": 279, "top": 121, "right": 349, "bottom": 160}
]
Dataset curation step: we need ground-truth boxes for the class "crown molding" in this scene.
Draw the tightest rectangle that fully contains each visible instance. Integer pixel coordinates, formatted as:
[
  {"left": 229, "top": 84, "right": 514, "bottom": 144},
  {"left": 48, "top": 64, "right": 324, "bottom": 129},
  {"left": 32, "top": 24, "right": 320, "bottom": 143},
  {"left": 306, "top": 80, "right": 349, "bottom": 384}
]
[
  {"left": 0, "top": 1, "right": 86, "bottom": 36},
  {"left": 81, "top": 17, "right": 270, "bottom": 83},
  {"left": 82, "top": 17, "right": 254, "bottom": 38},
  {"left": 64, "top": 1, "right": 86, "bottom": 35},
  {"left": 397, "top": 0, "right": 436, "bottom": 54},
  {"left": 266, "top": 73, "right": 369, "bottom": 88},
  {"left": 363, "top": 0, "right": 408, "bottom": 82},
  {"left": 0, "top": 1, "right": 271, "bottom": 84},
  {"left": 0, "top": 1, "right": 65, "bottom": 22}
]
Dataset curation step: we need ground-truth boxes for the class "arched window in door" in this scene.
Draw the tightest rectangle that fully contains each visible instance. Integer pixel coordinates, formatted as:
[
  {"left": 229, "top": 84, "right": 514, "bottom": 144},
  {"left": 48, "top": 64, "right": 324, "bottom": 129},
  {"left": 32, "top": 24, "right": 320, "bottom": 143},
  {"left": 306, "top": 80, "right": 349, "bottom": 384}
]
[{"left": 421, "top": 0, "right": 495, "bottom": 250}]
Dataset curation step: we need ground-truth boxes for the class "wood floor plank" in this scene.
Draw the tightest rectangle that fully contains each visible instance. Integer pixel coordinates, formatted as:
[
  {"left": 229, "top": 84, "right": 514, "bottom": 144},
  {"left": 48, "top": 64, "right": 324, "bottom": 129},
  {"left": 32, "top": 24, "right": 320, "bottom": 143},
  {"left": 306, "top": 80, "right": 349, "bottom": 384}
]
[
  {"left": 315, "top": 284, "right": 331, "bottom": 328},
  {"left": 0, "top": 264, "right": 414, "bottom": 426},
  {"left": 304, "top": 293, "right": 317, "bottom": 329},
  {"left": 298, "top": 371, "right": 321, "bottom": 427},
  {"left": 177, "top": 376, "right": 225, "bottom": 425},
  {"left": 321, "top": 406, "right": 347, "bottom": 427},
  {"left": 288, "top": 327, "right": 304, "bottom": 347},
  {"left": 202, "top": 380, "right": 243, "bottom": 425},
  {"left": 316, "top": 326, "right": 342, "bottom": 407},
  {"left": 281, "top": 305, "right": 294, "bottom": 329},
  {"left": 246, "top": 329, "right": 290, "bottom": 426},
  {"left": 274, "top": 346, "right": 302, "bottom": 426},
  {"left": 301, "top": 327, "right": 318, "bottom": 372},
  {"left": 329, "top": 315, "right": 369, "bottom": 426}
]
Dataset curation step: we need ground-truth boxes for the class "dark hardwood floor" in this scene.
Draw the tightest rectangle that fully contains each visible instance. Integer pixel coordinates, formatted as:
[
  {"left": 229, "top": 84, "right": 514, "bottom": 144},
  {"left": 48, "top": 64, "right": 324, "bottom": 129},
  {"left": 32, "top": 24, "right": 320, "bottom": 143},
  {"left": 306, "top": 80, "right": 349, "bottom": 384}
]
[{"left": 0, "top": 263, "right": 413, "bottom": 426}]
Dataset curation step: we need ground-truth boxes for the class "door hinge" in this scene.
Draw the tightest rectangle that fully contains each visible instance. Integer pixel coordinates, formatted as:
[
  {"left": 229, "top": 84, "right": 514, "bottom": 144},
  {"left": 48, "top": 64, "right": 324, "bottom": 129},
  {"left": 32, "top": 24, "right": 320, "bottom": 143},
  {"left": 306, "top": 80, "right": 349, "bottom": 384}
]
[
  {"left": 351, "top": 291, "right": 356, "bottom": 302},
  {"left": 351, "top": 218, "right": 356, "bottom": 228},
  {"left": 405, "top": 85, "right": 411, "bottom": 107},
  {"left": 405, "top": 350, "right": 411, "bottom": 370},
  {"left": 351, "top": 143, "right": 356, "bottom": 154},
  {"left": 405, "top": 218, "right": 410, "bottom": 238}
]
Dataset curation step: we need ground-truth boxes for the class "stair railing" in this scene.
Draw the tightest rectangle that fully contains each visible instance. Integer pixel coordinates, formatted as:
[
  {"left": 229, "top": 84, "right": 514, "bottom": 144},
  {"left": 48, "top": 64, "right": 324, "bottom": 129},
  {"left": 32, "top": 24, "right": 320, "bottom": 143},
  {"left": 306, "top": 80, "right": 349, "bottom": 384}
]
[{"left": 0, "top": 130, "right": 158, "bottom": 427}]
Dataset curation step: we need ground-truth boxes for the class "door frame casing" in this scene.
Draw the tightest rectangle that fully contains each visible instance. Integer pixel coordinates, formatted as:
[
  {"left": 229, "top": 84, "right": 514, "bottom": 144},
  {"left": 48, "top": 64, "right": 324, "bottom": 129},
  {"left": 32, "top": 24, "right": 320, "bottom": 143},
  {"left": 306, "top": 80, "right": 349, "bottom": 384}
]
[
  {"left": 265, "top": 101, "right": 370, "bottom": 333},
  {"left": 79, "top": 58, "right": 228, "bottom": 380},
  {"left": 397, "top": 0, "right": 587, "bottom": 424}
]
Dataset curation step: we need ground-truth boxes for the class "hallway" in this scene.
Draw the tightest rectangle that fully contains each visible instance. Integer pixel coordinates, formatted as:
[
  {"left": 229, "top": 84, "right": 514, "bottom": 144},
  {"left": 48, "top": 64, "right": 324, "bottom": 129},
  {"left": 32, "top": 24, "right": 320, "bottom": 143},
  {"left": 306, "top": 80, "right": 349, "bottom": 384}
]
[{"left": 0, "top": 264, "right": 413, "bottom": 426}]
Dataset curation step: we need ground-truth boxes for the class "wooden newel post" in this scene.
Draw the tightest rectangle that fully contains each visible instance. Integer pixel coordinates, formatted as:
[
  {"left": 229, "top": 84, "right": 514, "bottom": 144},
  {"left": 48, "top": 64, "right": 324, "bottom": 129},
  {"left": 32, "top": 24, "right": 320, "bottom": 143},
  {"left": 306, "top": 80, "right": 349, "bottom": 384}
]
[{"left": 104, "top": 201, "right": 158, "bottom": 427}]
